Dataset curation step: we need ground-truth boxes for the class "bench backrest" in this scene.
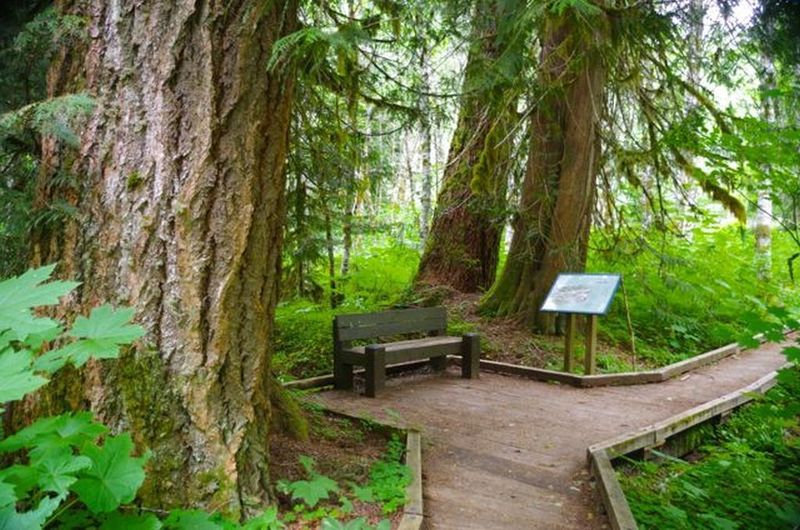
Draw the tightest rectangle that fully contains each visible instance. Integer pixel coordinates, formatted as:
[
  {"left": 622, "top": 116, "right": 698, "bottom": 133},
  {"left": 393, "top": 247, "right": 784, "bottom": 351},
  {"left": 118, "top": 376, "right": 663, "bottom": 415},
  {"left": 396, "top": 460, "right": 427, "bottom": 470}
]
[{"left": 333, "top": 307, "right": 447, "bottom": 347}]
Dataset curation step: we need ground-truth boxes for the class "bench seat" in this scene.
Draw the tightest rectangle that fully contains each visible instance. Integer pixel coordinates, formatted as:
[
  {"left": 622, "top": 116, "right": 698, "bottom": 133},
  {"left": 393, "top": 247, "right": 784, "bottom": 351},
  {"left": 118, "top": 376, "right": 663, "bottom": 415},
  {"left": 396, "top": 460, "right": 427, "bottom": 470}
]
[
  {"left": 341, "top": 336, "right": 464, "bottom": 364},
  {"left": 333, "top": 307, "right": 480, "bottom": 397}
]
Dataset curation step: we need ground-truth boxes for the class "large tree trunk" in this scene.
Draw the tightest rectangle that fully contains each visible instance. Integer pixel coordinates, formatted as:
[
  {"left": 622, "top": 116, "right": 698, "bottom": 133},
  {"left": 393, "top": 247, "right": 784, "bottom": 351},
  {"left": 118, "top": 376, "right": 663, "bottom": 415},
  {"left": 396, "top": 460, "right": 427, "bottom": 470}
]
[
  {"left": 415, "top": 0, "right": 525, "bottom": 293},
  {"left": 28, "top": 0, "right": 298, "bottom": 518},
  {"left": 481, "top": 10, "right": 608, "bottom": 332}
]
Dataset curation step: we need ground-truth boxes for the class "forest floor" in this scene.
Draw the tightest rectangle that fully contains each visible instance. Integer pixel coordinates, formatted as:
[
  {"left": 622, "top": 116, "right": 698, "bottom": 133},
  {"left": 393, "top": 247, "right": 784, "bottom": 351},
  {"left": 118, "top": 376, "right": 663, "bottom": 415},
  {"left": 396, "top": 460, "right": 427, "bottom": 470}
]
[
  {"left": 441, "top": 293, "right": 653, "bottom": 374},
  {"left": 270, "top": 410, "right": 403, "bottom": 528},
  {"left": 313, "top": 337, "right": 790, "bottom": 529}
]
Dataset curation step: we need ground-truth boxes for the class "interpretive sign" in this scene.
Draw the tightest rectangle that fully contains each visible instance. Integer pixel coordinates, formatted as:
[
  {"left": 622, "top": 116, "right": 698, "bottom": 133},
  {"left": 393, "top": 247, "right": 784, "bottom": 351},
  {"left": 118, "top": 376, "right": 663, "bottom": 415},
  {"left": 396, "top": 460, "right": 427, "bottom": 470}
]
[
  {"left": 540, "top": 273, "right": 622, "bottom": 375},
  {"left": 539, "top": 273, "right": 621, "bottom": 316}
]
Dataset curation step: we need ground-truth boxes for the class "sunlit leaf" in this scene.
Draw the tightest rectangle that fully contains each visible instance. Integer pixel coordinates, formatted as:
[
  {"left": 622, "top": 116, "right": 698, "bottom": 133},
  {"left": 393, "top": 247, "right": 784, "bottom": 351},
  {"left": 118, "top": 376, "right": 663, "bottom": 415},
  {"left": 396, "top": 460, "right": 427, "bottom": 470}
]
[
  {"left": 0, "top": 349, "right": 48, "bottom": 404},
  {"left": 72, "top": 434, "right": 148, "bottom": 513}
]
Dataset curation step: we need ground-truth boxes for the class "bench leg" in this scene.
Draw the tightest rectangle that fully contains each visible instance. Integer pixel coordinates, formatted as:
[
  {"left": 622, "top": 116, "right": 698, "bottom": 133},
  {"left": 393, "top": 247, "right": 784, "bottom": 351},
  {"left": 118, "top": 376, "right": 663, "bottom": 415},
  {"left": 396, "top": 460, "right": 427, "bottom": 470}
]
[
  {"left": 365, "top": 345, "right": 387, "bottom": 398},
  {"left": 461, "top": 333, "right": 480, "bottom": 379},
  {"left": 333, "top": 356, "right": 354, "bottom": 390},
  {"left": 430, "top": 355, "right": 448, "bottom": 371}
]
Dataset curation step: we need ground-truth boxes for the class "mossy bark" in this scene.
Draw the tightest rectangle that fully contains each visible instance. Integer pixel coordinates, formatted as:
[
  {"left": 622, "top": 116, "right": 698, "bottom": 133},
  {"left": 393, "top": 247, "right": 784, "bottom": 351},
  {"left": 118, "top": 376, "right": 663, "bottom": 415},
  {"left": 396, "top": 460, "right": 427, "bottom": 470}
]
[
  {"left": 25, "top": 0, "right": 299, "bottom": 518},
  {"left": 415, "top": 0, "right": 525, "bottom": 293},
  {"left": 481, "top": 10, "right": 609, "bottom": 332}
]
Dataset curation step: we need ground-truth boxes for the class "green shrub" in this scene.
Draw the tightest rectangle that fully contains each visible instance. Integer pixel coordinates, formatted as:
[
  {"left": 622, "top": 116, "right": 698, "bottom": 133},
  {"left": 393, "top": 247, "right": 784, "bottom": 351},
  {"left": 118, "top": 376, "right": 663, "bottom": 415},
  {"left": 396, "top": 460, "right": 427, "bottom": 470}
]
[
  {"left": 0, "top": 267, "right": 305, "bottom": 529},
  {"left": 0, "top": 265, "right": 150, "bottom": 528},
  {"left": 620, "top": 312, "right": 800, "bottom": 529},
  {"left": 275, "top": 243, "right": 420, "bottom": 380},
  {"left": 589, "top": 227, "right": 800, "bottom": 364},
  {"left": 621, "top": 375, "right": 800, "bottom": 529}
]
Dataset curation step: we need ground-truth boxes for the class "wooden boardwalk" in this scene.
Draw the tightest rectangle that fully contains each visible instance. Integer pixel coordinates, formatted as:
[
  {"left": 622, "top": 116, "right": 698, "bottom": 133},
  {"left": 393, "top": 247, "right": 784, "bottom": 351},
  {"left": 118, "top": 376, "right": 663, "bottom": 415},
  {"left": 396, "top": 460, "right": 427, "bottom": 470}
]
[{"left": 314, "top": 341, "right": 790, "bottom": 529}]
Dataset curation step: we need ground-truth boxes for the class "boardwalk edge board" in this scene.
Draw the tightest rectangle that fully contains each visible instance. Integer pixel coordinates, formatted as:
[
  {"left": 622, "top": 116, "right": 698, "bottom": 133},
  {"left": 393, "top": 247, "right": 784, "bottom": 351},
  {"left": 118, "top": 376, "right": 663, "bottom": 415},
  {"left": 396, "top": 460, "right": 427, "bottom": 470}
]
[
  {"left": 586, "top": 366, "right": 787, "bottom": 530},
  {"left": 467, "top": 342, "right": 741, "bottom": 388},
  {"left": 398, "top": 430, "right": 424, "bottom": 530}
]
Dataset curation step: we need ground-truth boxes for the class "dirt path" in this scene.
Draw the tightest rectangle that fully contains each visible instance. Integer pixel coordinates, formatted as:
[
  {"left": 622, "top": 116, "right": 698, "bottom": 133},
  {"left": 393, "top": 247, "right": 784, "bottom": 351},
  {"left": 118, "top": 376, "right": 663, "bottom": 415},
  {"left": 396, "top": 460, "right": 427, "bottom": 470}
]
[{"left": 313, "top": 341, "right": 790, "bottom": 529}]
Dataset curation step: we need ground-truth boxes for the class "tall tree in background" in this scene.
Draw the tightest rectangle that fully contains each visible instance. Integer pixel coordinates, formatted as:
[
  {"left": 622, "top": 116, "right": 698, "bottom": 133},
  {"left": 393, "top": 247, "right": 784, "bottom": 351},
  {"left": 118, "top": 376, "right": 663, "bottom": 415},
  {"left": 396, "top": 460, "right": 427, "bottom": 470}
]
[
  {"left": 750, "top": 0, "right": 800, "bottom": 280},
  {"left": 27, "top": 0, "right": 298, "bottom": 516},
  {"left": 755, "top": 56, "right": 777, "bottom": 281},
  {"left": 482, "top": 5, "right": 609, "bottom": 330},
  {"left": 417, "top": 47, "right": 434, "bottom": 242},
  {"left": 415, "top": 0, "right": 527, "bottom": 292}
]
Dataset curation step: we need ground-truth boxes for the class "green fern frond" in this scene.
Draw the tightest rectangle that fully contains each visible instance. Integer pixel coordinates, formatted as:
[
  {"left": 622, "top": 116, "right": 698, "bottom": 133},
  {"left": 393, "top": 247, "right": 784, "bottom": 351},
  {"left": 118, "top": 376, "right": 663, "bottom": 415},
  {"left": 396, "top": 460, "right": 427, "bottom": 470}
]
[{"left": 0, "top": 93, "right": 95, "bottom": 147}]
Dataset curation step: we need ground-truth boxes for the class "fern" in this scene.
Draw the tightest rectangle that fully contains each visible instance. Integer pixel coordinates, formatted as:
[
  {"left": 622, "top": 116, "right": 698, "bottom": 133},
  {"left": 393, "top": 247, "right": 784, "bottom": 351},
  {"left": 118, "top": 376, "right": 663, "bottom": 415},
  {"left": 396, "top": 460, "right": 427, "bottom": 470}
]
[{"left": 0, "top": 93, "right": 95, "bottom": 147}]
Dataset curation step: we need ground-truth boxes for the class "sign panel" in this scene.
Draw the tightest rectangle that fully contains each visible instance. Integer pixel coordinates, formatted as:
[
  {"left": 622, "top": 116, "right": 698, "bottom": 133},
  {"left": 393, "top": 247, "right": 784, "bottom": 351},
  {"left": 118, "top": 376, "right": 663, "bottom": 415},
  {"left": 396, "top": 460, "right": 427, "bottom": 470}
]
[{"left": 539, "top": 273, "right": 621, "bottom": 315}]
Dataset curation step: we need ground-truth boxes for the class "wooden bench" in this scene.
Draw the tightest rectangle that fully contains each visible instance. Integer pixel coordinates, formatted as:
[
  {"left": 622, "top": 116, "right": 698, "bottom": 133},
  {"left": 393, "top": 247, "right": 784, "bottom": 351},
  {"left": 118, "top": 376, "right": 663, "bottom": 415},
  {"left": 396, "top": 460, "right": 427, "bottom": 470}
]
[{"left": 333, "top": 307, "right": 480, "bottom": 397}]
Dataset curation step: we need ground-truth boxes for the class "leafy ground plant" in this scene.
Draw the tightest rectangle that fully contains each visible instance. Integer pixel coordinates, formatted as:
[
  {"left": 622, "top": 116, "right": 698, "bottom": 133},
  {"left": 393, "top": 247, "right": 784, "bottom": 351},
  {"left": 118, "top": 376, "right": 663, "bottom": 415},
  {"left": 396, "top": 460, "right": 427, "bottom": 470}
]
[
  {"left": 0, "top": 265, "right": 148, "bottom": 528},
  {"left": 275, "top": 434, "right": 410, "bottom": 529},
  {"left": 0, "top": 267, "right": 299, "bottom": 529}
]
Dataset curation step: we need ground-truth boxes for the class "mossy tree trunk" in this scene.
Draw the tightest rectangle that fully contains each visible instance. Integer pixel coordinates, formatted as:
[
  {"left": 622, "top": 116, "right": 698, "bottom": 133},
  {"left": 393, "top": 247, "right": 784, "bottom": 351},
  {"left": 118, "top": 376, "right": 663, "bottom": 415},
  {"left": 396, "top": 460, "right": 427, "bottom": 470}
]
[
  {"left": 28, "top": 0, "right": 298, "bottom": 518},
  {"left": 481, "top": 9, "right": 609, "bottom": 332},
  {"left": 414, "top": 0, "right": 525, "bottom": 293}
]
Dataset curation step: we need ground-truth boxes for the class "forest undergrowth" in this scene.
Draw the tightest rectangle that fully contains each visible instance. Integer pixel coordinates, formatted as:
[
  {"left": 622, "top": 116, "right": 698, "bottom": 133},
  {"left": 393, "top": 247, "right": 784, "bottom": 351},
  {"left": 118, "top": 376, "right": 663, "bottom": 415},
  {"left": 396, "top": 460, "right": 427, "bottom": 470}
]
[
  {"left": 619, "top": 366, "right": 800, "bottom": 529},
  {"left": 275, "top": 227, "right": 800, "bottom": 380}
]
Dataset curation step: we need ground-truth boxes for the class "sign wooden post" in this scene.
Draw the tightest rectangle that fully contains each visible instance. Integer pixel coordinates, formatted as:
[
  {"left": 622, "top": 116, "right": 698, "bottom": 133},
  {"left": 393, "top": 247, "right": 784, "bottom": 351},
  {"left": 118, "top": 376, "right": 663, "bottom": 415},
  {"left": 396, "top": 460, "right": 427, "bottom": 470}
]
[
  {"left": 563, "top": 313, "right": 576, "bottom": 372},
  {"left": 540, "top": 273, "right": 621, "bottom": 375},
  {"left": 585, "top": 314, "right": 598, "bottom": 375}
]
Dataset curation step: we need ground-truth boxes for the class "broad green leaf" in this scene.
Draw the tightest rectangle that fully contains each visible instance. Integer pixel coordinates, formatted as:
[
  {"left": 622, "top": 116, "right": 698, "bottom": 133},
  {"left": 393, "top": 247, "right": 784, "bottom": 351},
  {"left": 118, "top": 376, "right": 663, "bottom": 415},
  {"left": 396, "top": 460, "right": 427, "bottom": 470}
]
[
  {"left": 37, "top": 338, "right": 123, "bottom": 369},
  {"left": 34, "top": 341, "right": 104, "bottom": 373},
  {"left": 782, "top": 346, "right": 800, "bottom": 363},
  {"left": 22, "top": 325, "right": 62, "bottom": 351},
  {"left": 0, "top": 464, "right": 38, "bottom": 499},
  {"left": 242, "top": 506, "right": 284, "bottom": 530},
  {"left": 0, "top": 349, "right": 48, "bottom": 403},
  {"left": 0, "top": 332, "right": 12, "bottom": 351},
  {"left": 32, "top": 447, "right": 92, "bottom": 495},
  {"left": 33, "top": 344, "right": 75, "bottom": 374},
  {"left": 69, "top": 305, "right": 144, "bottom": 344},
  {"left": 0, "top": 265, "right": 78, "bottom": 341},
  {"left": 0, "top": 480, "right": 15, "bottom": 509},
  {"left": 33, "top": 306, "right": 143, "bottom": 373},
  {"left": 71, "top": 433, "right": 148, "bottom": 513},
  {"left": 101, "top": 512, "right": 163, "bottom": 530},
  {"left": 163, "top": 510, "right": 224, "bottom": 530},
  {"left": 51, "top": 412, "right": 108, "bottom": 444},
  {"left": 350, "top": 483, "right": 374, "bottom": 503},
  {"left": 0, "top": 413, "right": 106, "bottom": 453},
  {"left": 737, "top": 334, "right": 760, "bottom": 349},
  {"left": 0, "top": 493, "right": 64, "bottom": 530},
  {"left": 287, "top": 475, "right": 338, "bottom": 508},
  {"left": 767, "top": 306, "right": 790, "bottom": 319}
]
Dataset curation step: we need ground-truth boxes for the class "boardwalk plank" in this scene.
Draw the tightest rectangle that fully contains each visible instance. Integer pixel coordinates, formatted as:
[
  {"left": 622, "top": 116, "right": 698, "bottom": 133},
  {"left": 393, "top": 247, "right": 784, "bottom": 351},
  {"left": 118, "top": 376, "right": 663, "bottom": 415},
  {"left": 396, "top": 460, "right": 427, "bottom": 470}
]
[{"left": 315, "top": 339, "right": 790, "bottom": 529}]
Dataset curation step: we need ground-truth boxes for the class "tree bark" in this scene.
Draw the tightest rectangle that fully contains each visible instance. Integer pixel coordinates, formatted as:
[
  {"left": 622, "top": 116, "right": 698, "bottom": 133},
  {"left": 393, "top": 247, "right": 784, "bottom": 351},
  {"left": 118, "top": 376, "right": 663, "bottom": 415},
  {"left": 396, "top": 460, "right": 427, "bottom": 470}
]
[
  {"left": 28, "top": 0, "right": 298, "bottom": 517},
  {"left": 340, "top": 194, "right": 354, "bottom": 276},
  {"left": 756, "top": 54, "right": 777, "bottom": 281},
  {"left": 481, "top": 9, "right": 609, "bottom": 332},
  {"left": 415, "top": 0, "right": 525, "bottom": 293},
  {"left": 418, "top": 49, "right": 433, "bottom": 243}
]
